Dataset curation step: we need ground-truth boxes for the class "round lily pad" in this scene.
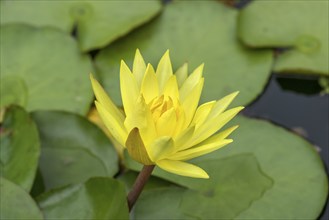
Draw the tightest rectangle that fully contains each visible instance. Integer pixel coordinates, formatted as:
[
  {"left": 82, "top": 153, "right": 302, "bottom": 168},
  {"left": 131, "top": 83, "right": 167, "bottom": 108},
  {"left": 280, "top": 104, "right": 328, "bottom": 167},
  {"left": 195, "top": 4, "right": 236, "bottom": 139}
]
[
  {"left": 125, "top": 116, "right": 328, "bottom": 219},
  {"left": 134, "top": 187, "right": 192, "bottom": 219},
  {"left": 0, "top": 106, "right": 40, "bottom": 191},
  {"left": 0, "top": 177, "right": 43, "bottom": 219},
  {"left": 210, "top": 116, "right": 328, "bottom": 219},
  {"left": 0, "top": 0, "right": 162, "bottom": 51},
  {"left": 0, "top": 76, "right": 28, "bottom": 109},
  {"left": 134, "top": 154, "right": 273, "bottom": 219},
  {"left": 31, "top": 111, "right": 119, "bottom": 190},
  {"left": 0, "top": 24, "right": 94, "bottom": 114},
  {"left": 37, "top": 177, "right": 129, "bottom": 219},
  {"left": 238, "top": 1, "right": 329, "bottom": 75},
  {"left": 95, "top": 0, "right": 273, "bottom": 107}
]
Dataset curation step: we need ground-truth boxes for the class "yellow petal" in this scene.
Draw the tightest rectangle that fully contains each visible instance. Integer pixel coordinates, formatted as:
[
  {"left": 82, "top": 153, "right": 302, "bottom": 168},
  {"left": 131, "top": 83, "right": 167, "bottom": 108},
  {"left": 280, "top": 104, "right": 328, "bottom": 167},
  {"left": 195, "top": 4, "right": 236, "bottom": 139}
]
[
  {"left": 170, "top": 139, "right": 232, "bottom": 161},
  {"left": 133, "top": 49, "right": 147, "bottom": 88},
  {"left": 126, "top": 128, "right": 153, "bottom": 165},
  {"left": 192, "top": 107, "right": 244, "bottom": 146},
  {"left": 156, "top": 50, "right": 173, "bottom": 92},
  {"left": 147, "top": 136, "right": 175, "bottom": 161},
  {"left": 141, "top": 64, "right": 159, "bottom": 103},
  {"left": 87, "top": 107, "right": 125, "bottom": 157},
  {"left": 175, "top": 63, "right": 188, "bottom": 88},
  {"left": 162, "top": 75, "right": 179, "bottom": 100},
  {"left": 124, "top": 96, "right": 157, "bottom": 146},
  {"left": 177, "top": 120, "right": 237, "bottom": 152},
  {"left": 191, "top": 101, "right": 216, "bottom": 128},
  {"left": 179, "top": 63, "right": 204, "bottom": 102},
  {"left": 90, "top": 74, "right": 124, "bottom": 123},
  {"left": 206, "top": 91, "right": 239, "bottom": 121},
  {"left": 181, "top": 78, "right": 204, "bottom": 129},
  {"left": 120, "top": 60, "right": 139, "bottom": 117},
  {"left": 156, "top": 108, "right": 177, "bottom": 137},
  {"left": 156, "top": 159, "right": 209, "bottom": 179},
  {"left": 200, "top": 125, "right": 239, "bottom": 146},
  {"left": 174, "top": 125, "right": 195, "bottom": 150},
  {"left": 95, "top": 101, "right": 127, "bottom": 146},
  {"left": 172, "top": 105, "right": 186, "bottom": 136}
]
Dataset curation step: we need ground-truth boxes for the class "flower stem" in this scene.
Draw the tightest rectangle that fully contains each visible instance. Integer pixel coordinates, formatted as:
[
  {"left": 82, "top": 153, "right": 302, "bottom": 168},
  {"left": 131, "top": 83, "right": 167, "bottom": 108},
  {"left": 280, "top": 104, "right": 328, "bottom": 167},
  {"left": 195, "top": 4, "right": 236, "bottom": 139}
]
[{"left": 127, "top": 165, "right": 155, "bottom": 211}]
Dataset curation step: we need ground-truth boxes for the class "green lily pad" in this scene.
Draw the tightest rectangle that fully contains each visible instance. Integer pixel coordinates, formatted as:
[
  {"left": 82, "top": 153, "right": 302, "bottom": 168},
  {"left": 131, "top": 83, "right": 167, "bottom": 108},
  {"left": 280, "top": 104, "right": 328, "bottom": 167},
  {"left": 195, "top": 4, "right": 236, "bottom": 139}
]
[
  {"left": 133, "top": 154, "right": 273, "bottom": 219},
  {"left": 125, "top": 116, "right": 328, "bottom": 219},
  {"left": 180, "top": 154, "right": 272, "bottom": 219},
  {"left": 0, "top": 0, "right": 162, "bottom": 51},
  {"left": 0, "top": 106, "right": 40, "bottom": 191},
  {"left": 134, "top": 187, "right": 192, "bottom": 219},
  {"left": 37, "top": 177, "right": 129, "bottom": 219},
  {"left": 0, "top": 24, "right": 94, "bottom": 115},
  {"left": 238, "top": 1, "right": 329, "bottom": 75},
  {"left": 0, "top": 177, "right": 43, "bottom": 219},
  {"left": 0, "top": 76, "right": 28, "bottom": 108},
  {"left": 31, "top": 111, "right": 119, "bottom": 190},
  {"left": 95, "top": 0, "right": 272, "bottom": 106}
]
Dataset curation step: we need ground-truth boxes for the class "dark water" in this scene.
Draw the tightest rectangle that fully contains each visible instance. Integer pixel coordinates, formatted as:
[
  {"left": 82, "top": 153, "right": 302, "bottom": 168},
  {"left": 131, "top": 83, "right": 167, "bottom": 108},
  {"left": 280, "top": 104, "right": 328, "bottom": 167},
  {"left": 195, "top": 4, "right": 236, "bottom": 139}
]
[{"left": 244, "top": 74, "right": 329, "bottom": 220}]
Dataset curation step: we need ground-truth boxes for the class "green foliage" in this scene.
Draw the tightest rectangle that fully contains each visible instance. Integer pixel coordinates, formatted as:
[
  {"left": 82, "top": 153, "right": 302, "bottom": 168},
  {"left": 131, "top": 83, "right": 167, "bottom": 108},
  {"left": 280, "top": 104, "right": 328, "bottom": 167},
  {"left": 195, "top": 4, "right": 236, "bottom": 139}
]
[
  {"left": 0, "top": 106, "right": 40, "bottom": 191},
  {"left": 0, "top": 24, "right": 94, "bottom": 115},
  {"left": 31, "top": 111, "right": 119, "bottom": 191},
  {"left": 0, "top": 0, "right": 162, "bottom": 51},
  {"left": 238, "top": 0, "right": 329, "bottom": 75},
  {"left": 0, "top": 0, "right": 327, "bottom": 219},
  {"left": 125, "top": 116, "right": 328, "bottom": 219},
  {"left": 0, "top": 76, "right": 28, "bottom": 108},
  {"left": 134, "top": 154, "right": 273, "bottom": 219},
  {"left": 37, "top": 177, "right": 129, "bottom": 219},
  {"left": 95, "top": 1, "right": 273, "bottom": 106},
  {"left": 0, "top": 177, "right": 43, "bottom": 219}
]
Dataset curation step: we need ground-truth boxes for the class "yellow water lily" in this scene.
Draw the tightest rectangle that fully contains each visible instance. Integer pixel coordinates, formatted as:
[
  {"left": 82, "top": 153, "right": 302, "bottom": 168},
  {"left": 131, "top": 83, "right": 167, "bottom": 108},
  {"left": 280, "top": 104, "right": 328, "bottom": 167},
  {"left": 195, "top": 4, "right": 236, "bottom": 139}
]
[{"left": 90, "top": 49, "right": 243, "bottom": 179}]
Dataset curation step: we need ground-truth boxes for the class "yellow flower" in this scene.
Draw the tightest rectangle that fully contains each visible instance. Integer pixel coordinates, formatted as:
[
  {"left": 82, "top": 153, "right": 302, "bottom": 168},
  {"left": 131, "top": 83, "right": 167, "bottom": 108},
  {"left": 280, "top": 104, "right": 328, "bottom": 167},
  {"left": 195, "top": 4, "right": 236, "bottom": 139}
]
[{"left": 90, "top": 49, "right": 243, "bottom": 179}]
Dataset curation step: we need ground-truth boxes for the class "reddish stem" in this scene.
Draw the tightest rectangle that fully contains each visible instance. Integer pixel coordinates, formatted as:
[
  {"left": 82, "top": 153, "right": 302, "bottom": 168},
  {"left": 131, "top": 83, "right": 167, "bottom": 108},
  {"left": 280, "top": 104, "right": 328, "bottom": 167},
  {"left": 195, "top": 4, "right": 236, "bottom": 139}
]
[{"left": 127, "top": 165, "right": 155, "bottom": 211}]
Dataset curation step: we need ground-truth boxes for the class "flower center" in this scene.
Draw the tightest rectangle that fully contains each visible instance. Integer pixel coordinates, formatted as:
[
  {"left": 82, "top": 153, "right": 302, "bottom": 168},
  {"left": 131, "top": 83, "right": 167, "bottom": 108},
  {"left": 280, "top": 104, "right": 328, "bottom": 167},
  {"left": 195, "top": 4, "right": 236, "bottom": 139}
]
[
  {"left": 148, "top": 95, "right": 175, "bottom": 122},
  {"left": 146, "top": 95, "right": 185, "bottom": 137}
]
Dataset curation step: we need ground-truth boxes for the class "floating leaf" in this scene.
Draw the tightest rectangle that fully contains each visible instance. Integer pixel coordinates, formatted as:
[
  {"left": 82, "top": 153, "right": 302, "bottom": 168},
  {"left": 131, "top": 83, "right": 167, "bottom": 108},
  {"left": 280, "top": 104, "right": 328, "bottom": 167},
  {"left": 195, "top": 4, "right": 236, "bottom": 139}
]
[
  {"left": 0, "top": 24, "right": 94, "bottom": 114},
  {"left": 126, "top": 116, "right": 328, "bottom": 219},
  {"left": 37, "top": 177, "right": 129, "bottom": 219},
  {"left": 95, "top": 0, "right": 272, "bottom": 106},
  {"left": 134, "top": 154, "right": 273, "bottom": 219},
  {"left": 180, "top": 154, "right": 272, "bottom": 219},
  {"left": 0, "top": 177, "right": 43, "bottom": 219},
  {"left": 0, "top": 0, "right": 162, "bottom": 51},
  {"left": 0, "top": 106, "right": 40, "bottom": 191},
  {"left": 198, "top": 116, "right": 328, "bottom": 219},
  {"left": 0, "top": 76, "right": 28, "bottom": 108},
  {"left": 134, "top": 187, "right": 192, "bottom": 220},
  {"left": 31, "top": 111, "right": 119, "bottom": 190},
  {"left": 238, "top": 1, "right": 329, "bottom": 75}
]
